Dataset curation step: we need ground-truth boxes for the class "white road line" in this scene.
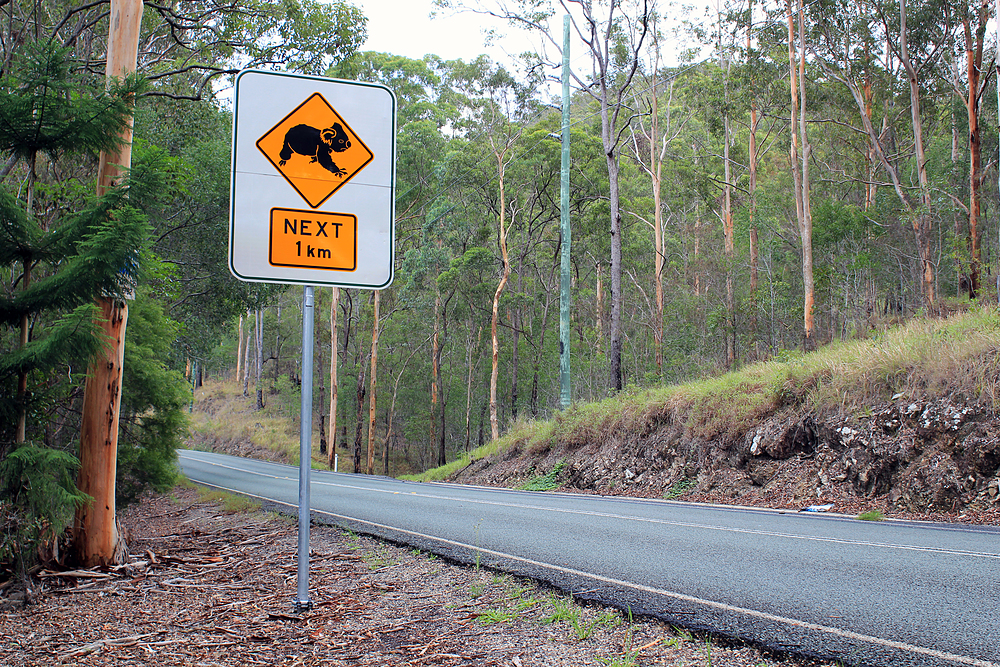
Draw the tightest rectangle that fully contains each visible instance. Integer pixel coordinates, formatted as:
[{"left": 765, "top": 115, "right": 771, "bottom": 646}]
[{"left": 178, "top": 451, "right": 1000, "bottom": 560}]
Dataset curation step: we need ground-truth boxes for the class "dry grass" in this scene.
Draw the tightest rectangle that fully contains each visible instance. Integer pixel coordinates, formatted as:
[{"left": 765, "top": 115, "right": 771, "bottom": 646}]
[
  {"left": 186, "top": 379, "right": 300, "bottom": 463},
  {"left": 410, "top": 307, "right": 1000, "bottom": 482}
]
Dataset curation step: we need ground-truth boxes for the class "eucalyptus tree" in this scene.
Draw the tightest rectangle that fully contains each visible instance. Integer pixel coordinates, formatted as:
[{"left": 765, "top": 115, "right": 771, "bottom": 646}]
[
  {"left": 437, "top": 0, "right": 653, "bottom": 393},
  {"left": 810, "top": 0, "right": 950, "bottom": 310},
  {"left": 949, "top": 0, "right": 993, "bottom": 298},
  {"left": 440, "top": 56, "right": 542, "bottom": 438},
  {"left": 0, "top": 43, "right": 183, "bottom": 570},
  {"left": 628, "top": 27, "right": 691, "bottom": 376},
  {"left": 787, "top": 0, "right": 816, "bottom": 348}
]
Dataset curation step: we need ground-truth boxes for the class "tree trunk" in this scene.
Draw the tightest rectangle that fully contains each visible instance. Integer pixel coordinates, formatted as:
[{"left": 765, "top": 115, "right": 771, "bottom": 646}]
[
  {"left": 318, "top": 344, "right": 327, "bottom": 455},
  {"left": 723, "top": 112, "right": 736, "bottom": 367},
  {"left": 255, "top": 309, "right": 264, "bottom": 410},
  {"left": 509, "top": 306, "right": 519, "bottom": 421},
  {"left": 963, "top": 3, "right": 989, "bottom": 298},
  {"left": 430, "top": 288, "right": 440, "bottom": 452},
  {"left": 787, "top": 0, "right": 814, "bottom": 348},
  {"left": 243, "top": 310, "right": 253, "bottom": 397},
  {"left": 693, "top": 211, "right": 701, "bottom": 296},
  {"left": 797, "top": 0, "right": 816, "bottom": 349},
  {"left": 490, "top": 152, "right": 511, "bottom": 440},
  {"left": 74, "top": 0, "right": 143, "bottom": 567},
  {"left": 900, "top": 0, "right": 935, "bottom": 308},
  {"left": 236, "top": 313, "right": 244, "bottom": 382},
  {"left": 366, "top": 291, "right": 379, "bottom": 475},
  {"left": 74, "top": 298, "right": 129, "bottom": 566},
  {"left": 464, "top": 321, "right": 481, "bottom": 451},
  {"left": 328, "top": 287, "right": 339, "bottom": 468},
  {"left": 273, "top": 299, "right": 282, "bottom": 383},
  {"left": 437, "top": 296, "right": 448, "bottom": 467},
  {"left": 353, "top": 357, "right": 367, "bottom": 474},
  {"left": 606, "top": 139, "right": 624, "bottom": 392},
  {"left": 15, "top": 253, "right": 30, "bottom": 444},
  {"left": 747, "top": 0, "right": 759, "bottom": 309},
  {"left": 595, "top": 261, "right": 604, "bottom": 340}
]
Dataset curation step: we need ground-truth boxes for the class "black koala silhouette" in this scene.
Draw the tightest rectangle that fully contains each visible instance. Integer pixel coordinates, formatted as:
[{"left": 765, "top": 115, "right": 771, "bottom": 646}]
[{"left": 277, "top": 123, "right": 352, "bottom": 177}]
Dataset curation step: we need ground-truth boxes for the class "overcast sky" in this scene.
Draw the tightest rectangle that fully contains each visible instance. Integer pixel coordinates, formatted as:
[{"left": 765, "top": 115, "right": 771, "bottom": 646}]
[
  {"left": 354, "top": 0, "right": 607, "bottom": 84},
  {"left": 357, "top": 0, "right": 534, "bottom": 62}
]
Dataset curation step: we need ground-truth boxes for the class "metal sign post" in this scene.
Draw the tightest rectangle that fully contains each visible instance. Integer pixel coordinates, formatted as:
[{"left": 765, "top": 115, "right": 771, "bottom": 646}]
[
  {"left": 229, "top": 70, "right": 396, "bottom": 613},
  {"left": 294, "top": 285, "right": 315, "bottom": 612}
]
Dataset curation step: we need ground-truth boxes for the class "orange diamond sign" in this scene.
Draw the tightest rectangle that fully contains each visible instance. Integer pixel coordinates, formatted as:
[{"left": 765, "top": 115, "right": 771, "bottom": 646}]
[{"left": 256, "top": 93, "right": 374, "bottom": 209}]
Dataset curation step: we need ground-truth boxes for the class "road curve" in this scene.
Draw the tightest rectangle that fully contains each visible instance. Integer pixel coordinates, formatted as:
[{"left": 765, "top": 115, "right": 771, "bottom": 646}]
[{"left": 178, "top": 449, "right": 1000, "bottom": 667}]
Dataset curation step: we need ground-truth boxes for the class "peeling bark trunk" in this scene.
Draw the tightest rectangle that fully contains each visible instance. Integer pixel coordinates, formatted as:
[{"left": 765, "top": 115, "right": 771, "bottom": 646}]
[
  {"left": 236, "top": 313, "right": 244, "bottom": 381},
  {"left": 242, "top": 310, "right": 252, "bottom": 397},
  {"left": 490, "top": 151, "right": 511, "bottom": 441},
  {"left": 366, "top": 291, "right": 379, "bottom": 475},
  {"left": 797, "top": 0, "right": 815, "bottom": 349},
  {"left": 328, "top": 288, "right": 339, "bottom": 468},
  {"left": 787, "top": 0, "right": 815, "bottom": 349},
  {"left": 74, "top": 0, "right": 143, "bottom": 567},
  {"left": 74, "top": 298, "right": 129, "bottom": 566},
  {"left": 962, "top": 2, "right": 989, "bottom": 298}
]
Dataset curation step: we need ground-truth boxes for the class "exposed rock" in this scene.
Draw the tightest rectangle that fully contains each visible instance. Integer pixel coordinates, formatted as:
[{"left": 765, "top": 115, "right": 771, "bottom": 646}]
[{"left": 453, "top": 393, "right": 1000, "bottom": 516}]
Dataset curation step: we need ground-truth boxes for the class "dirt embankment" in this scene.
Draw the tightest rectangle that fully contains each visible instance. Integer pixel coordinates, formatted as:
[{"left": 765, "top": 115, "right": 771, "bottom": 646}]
[{"left": 452, "top": 394, "right": 1000, "bottom": 523}]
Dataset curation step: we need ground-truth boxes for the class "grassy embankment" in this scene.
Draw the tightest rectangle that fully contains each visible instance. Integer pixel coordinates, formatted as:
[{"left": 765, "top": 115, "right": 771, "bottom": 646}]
[
  {"left": 408, "top": 307, "right": 1000, "bottom": 482},
  {"left": 186, "top": 378, "right": 304, "bottom": 464}
]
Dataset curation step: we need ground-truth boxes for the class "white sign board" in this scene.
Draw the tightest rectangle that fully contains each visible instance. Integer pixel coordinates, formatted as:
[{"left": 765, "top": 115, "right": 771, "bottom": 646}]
[{"left": 229, "top": 70, "right": 396, "bottom": 288}]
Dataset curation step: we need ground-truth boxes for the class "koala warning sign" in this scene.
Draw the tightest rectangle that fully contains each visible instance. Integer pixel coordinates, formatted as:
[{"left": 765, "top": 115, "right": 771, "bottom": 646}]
[
  {"left": 229, "top": 70, "right": 396, "bottom": 289},
  {"left": 255, "top": 93, "right": 374, "bottom": 209}
]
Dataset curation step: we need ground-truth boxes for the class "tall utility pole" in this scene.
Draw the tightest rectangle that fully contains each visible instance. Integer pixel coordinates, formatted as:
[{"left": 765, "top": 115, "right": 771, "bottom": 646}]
[
  {"left": 559, "top": 14, "right": 572, "bottom": 410},
  {"left": 74, "top": 0, "right": 143, "bottom": 567}
]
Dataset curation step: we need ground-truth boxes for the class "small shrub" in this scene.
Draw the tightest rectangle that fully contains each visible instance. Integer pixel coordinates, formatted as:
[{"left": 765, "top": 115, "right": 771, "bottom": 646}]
[
  {"left": 519, "top": 459, "right": 567, "bottom": 491},
  {"left": 857, "top": 510, "right": 885, "bottom": 521},
  {"left": 663, "top": 478, "right": 696, "bottom": 499},
  {"left": 0, "top": 445, "right": 91, "bottom": 575}
]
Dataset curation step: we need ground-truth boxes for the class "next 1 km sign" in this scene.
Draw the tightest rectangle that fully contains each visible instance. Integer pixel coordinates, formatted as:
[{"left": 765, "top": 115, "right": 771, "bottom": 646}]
[{"left": 229, "top": 70, "right": 396, "bottom": 288}]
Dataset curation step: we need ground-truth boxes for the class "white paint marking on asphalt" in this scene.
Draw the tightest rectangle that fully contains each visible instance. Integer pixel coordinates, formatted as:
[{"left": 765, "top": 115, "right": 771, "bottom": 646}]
[{"left": 177, "top": 451, "right": 1000, "bottom": 561}]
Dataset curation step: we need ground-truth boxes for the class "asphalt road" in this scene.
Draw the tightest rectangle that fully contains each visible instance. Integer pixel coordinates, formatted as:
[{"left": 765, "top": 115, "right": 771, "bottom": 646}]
[{"left": 178, "top": 449, "right": 1000, "bottom": 667}]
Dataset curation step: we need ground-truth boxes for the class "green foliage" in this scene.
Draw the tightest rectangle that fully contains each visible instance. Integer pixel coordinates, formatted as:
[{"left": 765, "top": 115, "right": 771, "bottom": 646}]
[
  {"left": 116, "top": 294, "right": 188, "bottom": 505},
  {"left": 0, "top": 46, "right": 153, "bottom": 447},
  {"left": 0, "top": 445, "right": 90, "bottom": 574},
  {"left": 519, "top": 458, "right": 566, "bottom": 491},
  {"left": 0, "top": 42, "right": 144, "bottom": 160},
  {"left": 857, "top": 510, "right": 885, "bottom": 521},
  {"left": 477, "top": 608, "right": 515, "bottom": 625},
  {"left": 663, "top": 479, "right": 696, "bottom": 499},
  {"left": 222, "top": 0, "right": 368, "bottom": 76}
]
